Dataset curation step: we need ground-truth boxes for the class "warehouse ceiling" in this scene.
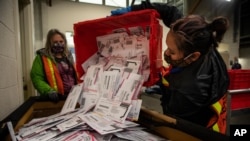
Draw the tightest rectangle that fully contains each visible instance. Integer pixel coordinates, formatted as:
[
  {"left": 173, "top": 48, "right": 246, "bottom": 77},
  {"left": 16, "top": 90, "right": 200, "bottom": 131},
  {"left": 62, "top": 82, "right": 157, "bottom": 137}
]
[{"left": 44, "top": 0, "right": 183, "bottom": 8}]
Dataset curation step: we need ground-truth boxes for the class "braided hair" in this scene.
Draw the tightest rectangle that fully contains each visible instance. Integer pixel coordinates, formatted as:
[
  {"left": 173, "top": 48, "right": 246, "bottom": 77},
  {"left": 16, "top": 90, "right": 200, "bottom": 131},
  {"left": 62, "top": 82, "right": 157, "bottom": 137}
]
[{"left": 170, "top": 15, "right": 229, "bottom": 56}]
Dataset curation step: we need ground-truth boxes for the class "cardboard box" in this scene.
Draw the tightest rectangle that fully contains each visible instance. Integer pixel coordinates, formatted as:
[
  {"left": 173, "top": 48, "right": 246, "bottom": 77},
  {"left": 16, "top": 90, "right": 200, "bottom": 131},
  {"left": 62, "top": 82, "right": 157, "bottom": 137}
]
[{"left": 0, "top": 97, "right": 229, "bottom": 141}]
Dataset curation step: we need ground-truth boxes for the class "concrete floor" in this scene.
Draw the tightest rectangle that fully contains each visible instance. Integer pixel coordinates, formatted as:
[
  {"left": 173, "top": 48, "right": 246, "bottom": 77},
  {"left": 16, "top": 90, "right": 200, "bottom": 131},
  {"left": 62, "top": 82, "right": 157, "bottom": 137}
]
[
  {"left": 140, "top": 93, "right": 163, "bottom": 113},
  {"left": 230, "top": 109, "right": 250, "bottom": 125}
]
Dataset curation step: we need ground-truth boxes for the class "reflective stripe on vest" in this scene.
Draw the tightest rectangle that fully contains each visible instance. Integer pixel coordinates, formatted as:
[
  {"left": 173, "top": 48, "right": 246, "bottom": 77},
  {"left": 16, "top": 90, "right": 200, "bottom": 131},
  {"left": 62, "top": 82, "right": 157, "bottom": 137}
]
[
  {"left": 212, "top": 101, "right": 222, "bottom": 115},
  {"left": 46, "top": 58, "right": 58, "bottom": 91},
  {"left": 211, "top": 102, "right": 221, "bottom": 133},
  {"left": 212, "top": 122, "right": 219, "bottom": 132},
  {"left": 208, "top": 94, "right": 227, "bottom": 134},
  {"left": 41, "top": 56, "right": 64, "bottom": 95},
  {"left": 161, "top": 77, "right": 169, "bottom": 87}
]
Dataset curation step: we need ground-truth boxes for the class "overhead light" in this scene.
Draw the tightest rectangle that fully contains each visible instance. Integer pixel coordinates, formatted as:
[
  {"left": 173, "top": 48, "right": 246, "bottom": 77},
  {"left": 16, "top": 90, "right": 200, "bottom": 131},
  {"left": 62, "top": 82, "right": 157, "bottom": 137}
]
[{"left": 225, "top": 0, "right": 231, "bottom": 2}]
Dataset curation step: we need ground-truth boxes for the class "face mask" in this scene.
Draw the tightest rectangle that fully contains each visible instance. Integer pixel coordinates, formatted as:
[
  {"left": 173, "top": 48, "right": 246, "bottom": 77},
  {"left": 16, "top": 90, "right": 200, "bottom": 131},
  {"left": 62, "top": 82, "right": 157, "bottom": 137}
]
[
  {"left": 51, "top": 43, "right": 64, "bottom": 54},
  {"left": 164, "top": 53, "right": 193, "bottom": 68}
]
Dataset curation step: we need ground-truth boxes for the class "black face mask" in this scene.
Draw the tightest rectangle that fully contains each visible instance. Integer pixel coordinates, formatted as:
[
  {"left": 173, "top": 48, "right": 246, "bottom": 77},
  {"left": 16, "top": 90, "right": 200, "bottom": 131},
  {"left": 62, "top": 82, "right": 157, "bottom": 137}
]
[
  {"left": 51, "top": 43, "right": 64, "bottom": 54},
  {"left": 164, "top": 53, "right": 193, "bottom": 68}
]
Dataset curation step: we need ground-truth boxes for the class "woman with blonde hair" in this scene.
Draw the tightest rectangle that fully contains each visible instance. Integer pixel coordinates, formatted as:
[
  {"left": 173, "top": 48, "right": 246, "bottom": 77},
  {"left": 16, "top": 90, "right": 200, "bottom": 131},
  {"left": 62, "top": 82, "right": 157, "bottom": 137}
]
[{"left": 31, "top": 29, "right": 79, "bottom": 102}]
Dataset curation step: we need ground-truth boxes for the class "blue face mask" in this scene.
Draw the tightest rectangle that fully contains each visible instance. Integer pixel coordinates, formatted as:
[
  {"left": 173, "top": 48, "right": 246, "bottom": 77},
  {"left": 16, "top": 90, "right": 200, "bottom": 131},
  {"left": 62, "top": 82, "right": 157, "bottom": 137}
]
[{"left": 51, "top": 43, "right": 64, "bottom": 54}]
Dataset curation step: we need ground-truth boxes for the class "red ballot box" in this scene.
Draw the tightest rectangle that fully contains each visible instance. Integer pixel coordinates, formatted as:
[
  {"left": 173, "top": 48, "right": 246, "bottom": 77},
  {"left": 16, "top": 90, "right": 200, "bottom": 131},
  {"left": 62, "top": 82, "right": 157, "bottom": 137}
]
[{"left": 73, "top": 9, "right": 163, "bottom": 86}]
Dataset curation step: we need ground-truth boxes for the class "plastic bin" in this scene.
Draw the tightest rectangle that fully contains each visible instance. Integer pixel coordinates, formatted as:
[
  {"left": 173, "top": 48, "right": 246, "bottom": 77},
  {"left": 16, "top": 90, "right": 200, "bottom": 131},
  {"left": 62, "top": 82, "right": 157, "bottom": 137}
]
[
  {"left": 231, "top": 92, "right": 250, "bottom": 110},
  {"left": 73, "top": 9, "right": 163, "bottom": 86},
  {"left": 228, "top": 70, "right": 250, "bottom": 90},
  {"left": 228, "top": 70, "right": 250, "bottom": 110}
]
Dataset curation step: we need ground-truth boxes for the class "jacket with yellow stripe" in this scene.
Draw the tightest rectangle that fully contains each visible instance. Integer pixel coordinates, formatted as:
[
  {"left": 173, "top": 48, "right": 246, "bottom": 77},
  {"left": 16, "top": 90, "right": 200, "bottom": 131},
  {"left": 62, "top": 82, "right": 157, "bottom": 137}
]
[
  {"left": 30, "top": 48, "right": 78, "bottom": 96},
  {"left": 132, "top": 2, "right": 229, "bottom": 133}
]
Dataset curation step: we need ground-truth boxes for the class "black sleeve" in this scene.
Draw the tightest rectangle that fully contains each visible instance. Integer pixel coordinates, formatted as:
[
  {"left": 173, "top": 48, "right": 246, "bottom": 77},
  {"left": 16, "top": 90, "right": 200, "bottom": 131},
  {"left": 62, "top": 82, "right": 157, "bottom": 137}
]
[{"left": 131, "top": 2, "right": 183, "bottom": 27}]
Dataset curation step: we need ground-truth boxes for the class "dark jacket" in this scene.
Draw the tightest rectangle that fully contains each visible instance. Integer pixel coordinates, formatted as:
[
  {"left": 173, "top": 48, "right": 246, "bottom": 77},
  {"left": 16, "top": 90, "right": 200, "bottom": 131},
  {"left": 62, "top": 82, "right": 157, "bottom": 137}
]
[
  {"left": 132, "top": 2, "right": 229, "bottom": 126},
  {"left": 131, "top": 2, "right": 183, "bottom": 27}
]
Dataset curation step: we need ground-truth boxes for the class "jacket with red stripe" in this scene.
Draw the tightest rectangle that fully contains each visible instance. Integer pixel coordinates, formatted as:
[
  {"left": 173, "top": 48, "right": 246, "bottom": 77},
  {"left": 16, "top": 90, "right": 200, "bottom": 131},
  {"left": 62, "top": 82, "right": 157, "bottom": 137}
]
[{"left": 30, "top": 48, "right": 78, "bottom": 96}]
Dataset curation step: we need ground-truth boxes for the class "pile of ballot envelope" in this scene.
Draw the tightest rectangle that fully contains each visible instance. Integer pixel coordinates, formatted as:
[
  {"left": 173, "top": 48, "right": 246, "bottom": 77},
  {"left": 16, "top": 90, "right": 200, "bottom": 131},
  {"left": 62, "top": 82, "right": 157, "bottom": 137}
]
[{"left": 12, "top": 28, "right": 168, "bottom": 141}]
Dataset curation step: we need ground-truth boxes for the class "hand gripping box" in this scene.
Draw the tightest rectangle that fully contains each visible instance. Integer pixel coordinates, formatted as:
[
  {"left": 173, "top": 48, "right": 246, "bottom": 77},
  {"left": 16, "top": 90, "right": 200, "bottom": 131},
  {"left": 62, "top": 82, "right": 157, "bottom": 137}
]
[{"left": 73, "top": 9, "right": 163, "bottom": 86}]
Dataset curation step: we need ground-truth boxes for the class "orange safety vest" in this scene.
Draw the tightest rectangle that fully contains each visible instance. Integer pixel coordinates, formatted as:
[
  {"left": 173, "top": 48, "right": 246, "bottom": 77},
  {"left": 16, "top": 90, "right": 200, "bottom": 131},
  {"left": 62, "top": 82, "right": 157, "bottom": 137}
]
[
  {"left": 42, "top": 56, "right": 65, "bottom": 95},
  {"left": 207, "top": 93, "right": 227, "bottom": 134}
]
